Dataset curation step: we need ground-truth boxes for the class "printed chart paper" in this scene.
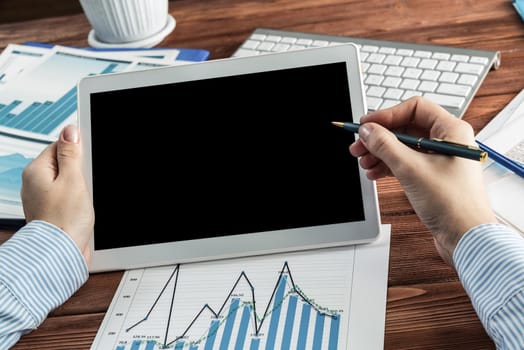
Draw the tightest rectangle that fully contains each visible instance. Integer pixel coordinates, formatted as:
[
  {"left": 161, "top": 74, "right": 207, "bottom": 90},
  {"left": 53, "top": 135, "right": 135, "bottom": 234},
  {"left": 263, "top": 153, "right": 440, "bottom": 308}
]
[{"left": 91, "top": 226, "right": 391, "bottom": 350}]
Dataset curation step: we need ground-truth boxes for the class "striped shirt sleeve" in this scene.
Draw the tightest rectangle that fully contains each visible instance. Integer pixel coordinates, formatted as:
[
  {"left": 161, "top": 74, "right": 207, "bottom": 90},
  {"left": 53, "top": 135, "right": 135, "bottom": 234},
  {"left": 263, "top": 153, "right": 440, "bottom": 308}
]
[
  {"left": 0, "top": 220, "right": 88, "bottom": 349},
  {"left": 454, "top": 223, "right": 524, "bottom": 349}
]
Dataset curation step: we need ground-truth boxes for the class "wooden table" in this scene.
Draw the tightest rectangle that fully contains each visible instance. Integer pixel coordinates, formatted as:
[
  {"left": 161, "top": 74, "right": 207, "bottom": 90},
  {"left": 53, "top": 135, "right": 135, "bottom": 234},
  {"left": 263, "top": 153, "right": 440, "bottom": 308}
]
[{"left": 1, "top": 0, "right": 523, "bottom": 349}]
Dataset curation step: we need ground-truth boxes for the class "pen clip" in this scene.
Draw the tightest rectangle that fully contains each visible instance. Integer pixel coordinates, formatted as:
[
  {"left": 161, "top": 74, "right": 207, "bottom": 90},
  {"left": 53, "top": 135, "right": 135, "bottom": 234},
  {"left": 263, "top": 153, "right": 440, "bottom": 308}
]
[{"left": 431, "top": 138, "right": 482, "bottom": 151}]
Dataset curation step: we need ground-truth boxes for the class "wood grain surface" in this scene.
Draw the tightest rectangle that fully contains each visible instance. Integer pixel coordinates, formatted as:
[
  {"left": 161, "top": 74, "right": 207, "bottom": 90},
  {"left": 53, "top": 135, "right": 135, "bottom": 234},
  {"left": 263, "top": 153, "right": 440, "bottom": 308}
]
[{"left": 1, "top": 0, "right": 523, "bottom": 349}]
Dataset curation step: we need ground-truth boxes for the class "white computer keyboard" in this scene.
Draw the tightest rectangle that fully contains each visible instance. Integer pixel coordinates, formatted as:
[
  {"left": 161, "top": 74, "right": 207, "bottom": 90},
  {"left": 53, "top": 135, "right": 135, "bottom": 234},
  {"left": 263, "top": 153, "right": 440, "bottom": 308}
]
[{"left": 232, "top": 28, "right": 501, "bottom": 118}]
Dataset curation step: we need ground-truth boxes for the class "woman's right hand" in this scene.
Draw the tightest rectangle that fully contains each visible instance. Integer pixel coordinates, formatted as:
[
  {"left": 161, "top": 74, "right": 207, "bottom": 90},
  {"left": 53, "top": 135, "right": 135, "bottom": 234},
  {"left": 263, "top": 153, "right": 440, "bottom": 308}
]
[{"left": 349, "top": 97, "right": 498, "bottom": 266}]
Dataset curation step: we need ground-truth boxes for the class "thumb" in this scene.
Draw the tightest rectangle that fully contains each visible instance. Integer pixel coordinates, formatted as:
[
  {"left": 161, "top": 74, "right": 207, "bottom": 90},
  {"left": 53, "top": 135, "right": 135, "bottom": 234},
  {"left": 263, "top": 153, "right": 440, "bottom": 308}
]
[
  {"left": 56, "top": 125, "right": 82, "bottom": 177},
  {"left": 358, "top": 122, "right": 413, "bottom": 174}
]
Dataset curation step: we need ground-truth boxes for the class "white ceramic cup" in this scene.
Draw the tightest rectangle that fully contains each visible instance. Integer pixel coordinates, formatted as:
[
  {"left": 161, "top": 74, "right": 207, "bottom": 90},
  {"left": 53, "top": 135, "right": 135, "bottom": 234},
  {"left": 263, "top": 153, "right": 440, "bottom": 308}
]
[{"left": 79, "top": 0, "right": 169, "bottom": 44}]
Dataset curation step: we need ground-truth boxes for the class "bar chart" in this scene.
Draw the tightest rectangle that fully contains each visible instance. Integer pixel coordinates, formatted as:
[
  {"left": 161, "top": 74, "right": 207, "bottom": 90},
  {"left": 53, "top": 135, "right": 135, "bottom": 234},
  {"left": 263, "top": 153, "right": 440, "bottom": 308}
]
[
  {"left": 0, "top": 51, "right": 131, "bottom": 140},
  {"left": 92, "top": 246, "right": 355, "bottom": 350}
]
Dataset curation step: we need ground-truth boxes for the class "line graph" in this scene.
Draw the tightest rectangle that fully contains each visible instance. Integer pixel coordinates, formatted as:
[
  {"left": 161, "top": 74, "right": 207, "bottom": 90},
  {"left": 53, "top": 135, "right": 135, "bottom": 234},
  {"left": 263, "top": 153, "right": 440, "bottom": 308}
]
[{"left": 92, "top": 245, "right": 358, "bottom": 350}]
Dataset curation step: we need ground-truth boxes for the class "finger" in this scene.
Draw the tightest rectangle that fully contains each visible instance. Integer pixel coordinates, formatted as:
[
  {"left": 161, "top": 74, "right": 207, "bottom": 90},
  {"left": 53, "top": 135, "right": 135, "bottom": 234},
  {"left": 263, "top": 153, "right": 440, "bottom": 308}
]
[
  {"left": 357, "top": 122, "right": 418, "bottom": 176},
  {"left": 359, "top": 153, "right": 381, "bottom": 170},
  {"left": 349, "top": 139, "right": 369, "bottom": 157},
  {"left": 56, "top": 125, "right": 83, "bottom": 179},
  {"left": 365, "top": 161, "right": 393, "bottom": 180}
]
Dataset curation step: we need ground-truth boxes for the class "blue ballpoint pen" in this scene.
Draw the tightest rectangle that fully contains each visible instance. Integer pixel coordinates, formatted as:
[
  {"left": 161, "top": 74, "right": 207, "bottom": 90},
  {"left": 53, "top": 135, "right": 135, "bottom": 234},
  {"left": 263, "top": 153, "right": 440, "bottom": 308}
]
[{"left": 476, "top": 140, "right": 524, "bottom": 178}]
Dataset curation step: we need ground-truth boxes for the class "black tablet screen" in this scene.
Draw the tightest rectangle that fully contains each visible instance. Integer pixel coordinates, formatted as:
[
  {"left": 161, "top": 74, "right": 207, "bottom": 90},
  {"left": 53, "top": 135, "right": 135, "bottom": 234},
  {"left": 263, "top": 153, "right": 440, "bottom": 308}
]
[{"left": 90, "top": 62, "right": 365, "bottom": 250}]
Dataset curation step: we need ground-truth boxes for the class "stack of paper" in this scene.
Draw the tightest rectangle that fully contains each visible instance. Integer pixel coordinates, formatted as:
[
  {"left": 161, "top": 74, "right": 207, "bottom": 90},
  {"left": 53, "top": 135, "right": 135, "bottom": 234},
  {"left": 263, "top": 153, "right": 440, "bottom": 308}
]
[
  {"left": 0, "top": 44, "right": 208, "bottom": 220},
  {"left": 476, "top": 89, "right": 524, "bottom": 235}
]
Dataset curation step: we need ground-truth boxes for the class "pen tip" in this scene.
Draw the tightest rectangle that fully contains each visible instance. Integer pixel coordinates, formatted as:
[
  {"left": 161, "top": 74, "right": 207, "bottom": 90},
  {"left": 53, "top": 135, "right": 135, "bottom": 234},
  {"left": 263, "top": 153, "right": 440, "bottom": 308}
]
[{"left": 331, "top": 121, "right": 344, "bottom": 127}]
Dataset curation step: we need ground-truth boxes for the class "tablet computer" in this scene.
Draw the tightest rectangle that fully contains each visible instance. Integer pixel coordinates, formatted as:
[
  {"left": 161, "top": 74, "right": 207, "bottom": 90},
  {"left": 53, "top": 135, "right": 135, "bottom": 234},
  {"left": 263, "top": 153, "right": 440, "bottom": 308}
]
[{"left": 77, "top": 44, "right": 381, "bottom": 273}]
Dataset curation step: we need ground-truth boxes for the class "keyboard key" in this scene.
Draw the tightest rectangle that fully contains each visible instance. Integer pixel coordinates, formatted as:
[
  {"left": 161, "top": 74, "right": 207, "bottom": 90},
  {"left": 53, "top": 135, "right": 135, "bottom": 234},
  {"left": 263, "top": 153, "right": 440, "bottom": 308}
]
[
  {"left": 413, "top": 50, "right": 432, "bottom": 58},
  {"left": 437, "top": 83, "right": 471, "bottom": 97},
  {"left": 419, "top": 59, "right": 438, "bottom": 70},
  {"left": 451, "top": 54, "right": 469, "bottom": 62},
  {"left": 378, "top": 47, "right": 396, "bottom": 54},
  {"left": 457, "top": 74, "right": 478, "bottom": 86},
  {"left": 418, "top": 81, "right": 438, "bottom": 92},
  {"left": 403, "top": 68, "right": 423, "bottom": 79},
  {"left": 435, "top": 61, "right": 456, "bottom": 72},
  {"left": 368, "top": 64, "right": 387, "bottom": 75},
  {"left": 367, "top": 86, "right": 386, "bottom": 97},
  {"left": 454, "top": 62, "right": 484, "bottom": 75},
  {"left": 424, "top": 93, "right": 465, "bottom": 109},
  {"left": 383, "top": 88, "right": 404, "bottom": 100},
  {"left": 367, "top": 53, "right": 386, "bottom": 64},
  {"left": 384, "top": 66, "right": 404, "bottom": 77},
  {"left": 402, "top": 90, "right": 423, "bottom": 100},
  {"left": 400, "top": 57, "right": 420, "bottom": 67},
  {"left": 266, "top": 35, "right": 281, "bottom": 42},
  {"left": 272, "top": 43, "right": 291, "bottom": 52},
  {"left": 242, "top": 40, "right": 260, "bottom": 50},
  {"left": 432, "top": 52, "right": 450, "bottom": 60},
  {"left": 396, "top": 49, "right": 414, "bottom": 56},
  {"left": 439, "top": 72, "right": 459, "bottom": 83},
  {"left": 365, "top": 74, "right": 384, "bottom": 86},
  {"left": 383, "top": 55, "right": 403, "bottom": 65},
  {"left": 366, "top": 96, "right": 383, "bottom": 110},
  {"left": 296, "top": 38, "right": 313, "bottom": 46},
  {"left": 470, "top": 56, "right": 489, "bottom": 65},
  {"left": 420, "top": 70, "right": 440, "bottom": 81},
  {"left": 361, "top": 45, "right": 379, "bottom": 52},
  {"left": 234, "top": 48, "right": 260, "bottom": 57},
  {"left": 400, "top": 79, "right": 420, "bottom": 90},
  {"left": 382, "top": 77, "right": 402, "bottom": 88},
  {"left": 258, "top": 42, "right": 275, "bottom": 51},
  {"left": 281, "top": 37, "right": 297, "bottom": 44},
  {"left": 251, "top": 34, "right": 266, "bottom": 41}
]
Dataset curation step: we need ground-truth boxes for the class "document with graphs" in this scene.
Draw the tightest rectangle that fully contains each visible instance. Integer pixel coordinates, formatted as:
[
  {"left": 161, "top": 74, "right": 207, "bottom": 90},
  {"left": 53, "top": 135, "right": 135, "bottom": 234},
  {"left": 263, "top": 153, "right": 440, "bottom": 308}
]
[
  {"left": 91, "top": 225, "right": 391, "bottom": 350},
  {"left": 0, "top": 44, "right": 190, "bottom": 220}
]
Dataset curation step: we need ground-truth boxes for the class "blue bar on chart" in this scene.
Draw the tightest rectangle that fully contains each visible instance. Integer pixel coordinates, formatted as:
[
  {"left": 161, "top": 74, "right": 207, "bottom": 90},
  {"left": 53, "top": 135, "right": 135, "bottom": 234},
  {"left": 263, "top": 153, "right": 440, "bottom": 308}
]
[
  {"left": 0, "top": 100, "right": 22, "bottom": 122},
  {"left": 265, "top": 275, "right": 287, "bottom": 350},
  {"left": 130, "top": 340, "right": 142, "bottom": 350},
  {"left": 115, "top": 346, "right": 125, "bottom": 350},
  {"left": 4, "top": 102, "right": 41, "bottom": 127},
  {"left": 9, "top": 101, "right": 52, "bottom": 129},
  {"left": 174, "top": 340, "right": 185, "bottom": 349},
  {"left": 328, "top": 315, "right": 340, "bottom": 350},
  {"left": 204, "top": 319, "right": 220, "bottom": 350},
  {"left": 250, "top": 338, "right": 261, "bottom": 350},
  {"left": 297, "top": 302, "right": 312, "bottom": 350},
  {"left": 312, "top": 312, "right": 325, "bottom": 350},
  {"left": 219, "top": 298, "right": 240, "bottom": 350},
  {"left": 145, "top": 340, "right": 156, "bottom": 350},
  {"left": 0, "top": 62, "right": 123, "bottom": 136},
  {"left": 281, "top": 294, "right": 298, "bottom": 349},
  {"left": 0, "top": 86, "right": 75, "bottom": 136},
  {"left": 28, "top": 86, "right": 76, "bottom": 134},
  {"left": 234, "top": 305, "right": 252, "bottom": 350}
]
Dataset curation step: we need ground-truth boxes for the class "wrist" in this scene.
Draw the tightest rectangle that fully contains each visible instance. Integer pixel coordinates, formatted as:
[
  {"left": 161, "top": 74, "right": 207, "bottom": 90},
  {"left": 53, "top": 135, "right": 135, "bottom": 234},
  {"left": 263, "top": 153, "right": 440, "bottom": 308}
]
[{"left": 432, "top": 212, "right": 498, "bottom": 267}]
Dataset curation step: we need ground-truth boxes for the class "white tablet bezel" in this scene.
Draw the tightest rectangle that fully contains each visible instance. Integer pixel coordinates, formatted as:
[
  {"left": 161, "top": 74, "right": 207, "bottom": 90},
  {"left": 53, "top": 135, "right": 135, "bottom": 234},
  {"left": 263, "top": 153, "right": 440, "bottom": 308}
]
[{"left": 77, "top": 44, "right": 381, "bottom": 273}]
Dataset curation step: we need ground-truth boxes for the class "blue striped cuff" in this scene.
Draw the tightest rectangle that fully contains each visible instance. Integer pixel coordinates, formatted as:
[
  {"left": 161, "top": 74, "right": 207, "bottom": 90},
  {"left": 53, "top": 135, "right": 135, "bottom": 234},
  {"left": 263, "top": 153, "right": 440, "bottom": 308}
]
[
  {"left": 453, "top": 223, "right": 524, "bottom": 332},
  {"left": 0, "top": 220, "right": 88, "bottom": 326}
]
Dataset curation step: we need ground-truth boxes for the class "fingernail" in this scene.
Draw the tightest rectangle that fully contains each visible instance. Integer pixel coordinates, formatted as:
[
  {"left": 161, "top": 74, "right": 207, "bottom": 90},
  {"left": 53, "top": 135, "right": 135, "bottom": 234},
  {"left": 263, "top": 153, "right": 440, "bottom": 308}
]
[
  {"left": 63, "top": 125, "right": 79, "bottom": 144},
  {"left": 359, "top": 124, "right": 371, "bottom": 142}
]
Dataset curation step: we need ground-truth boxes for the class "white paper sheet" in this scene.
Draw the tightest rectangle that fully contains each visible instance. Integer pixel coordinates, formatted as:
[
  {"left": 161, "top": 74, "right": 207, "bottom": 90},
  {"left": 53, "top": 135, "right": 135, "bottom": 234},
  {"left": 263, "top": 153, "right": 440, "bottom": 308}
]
[{"left": 90, "top": 225, "right": 391, "bottom": 350}]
